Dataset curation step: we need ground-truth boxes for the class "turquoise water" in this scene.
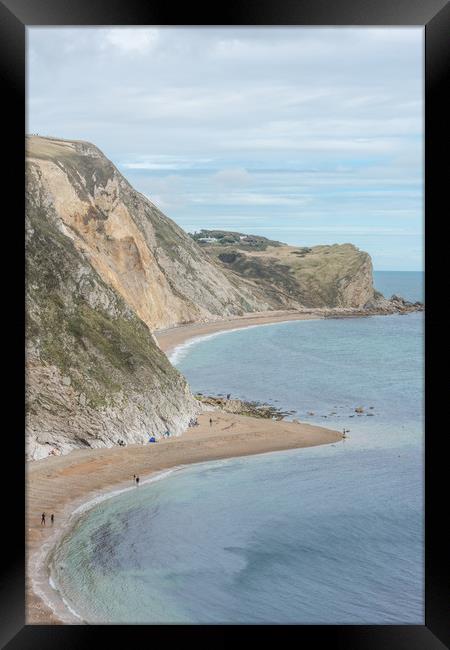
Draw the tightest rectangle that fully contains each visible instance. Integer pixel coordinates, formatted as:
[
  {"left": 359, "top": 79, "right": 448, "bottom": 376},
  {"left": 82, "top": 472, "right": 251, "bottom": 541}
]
[{"left": 51, "top": 273, "right": 424, "bottom": 624}]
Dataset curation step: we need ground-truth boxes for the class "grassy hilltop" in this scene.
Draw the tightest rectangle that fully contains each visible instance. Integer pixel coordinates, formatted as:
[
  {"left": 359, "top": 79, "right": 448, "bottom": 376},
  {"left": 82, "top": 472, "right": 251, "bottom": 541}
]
[{"left": 191, "top": 229, "right": 376, "bottom": 309}]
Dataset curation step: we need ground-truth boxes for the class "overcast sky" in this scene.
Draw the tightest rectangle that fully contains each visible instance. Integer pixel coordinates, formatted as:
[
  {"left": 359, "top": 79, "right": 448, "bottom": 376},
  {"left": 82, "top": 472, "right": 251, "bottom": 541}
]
[{"left": 27, "top": 27, "right": 423, "bottom": 270}]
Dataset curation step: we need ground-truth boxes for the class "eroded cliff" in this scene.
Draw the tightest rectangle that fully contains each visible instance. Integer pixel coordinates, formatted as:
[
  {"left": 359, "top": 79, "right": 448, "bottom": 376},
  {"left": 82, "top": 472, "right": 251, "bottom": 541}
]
[
  {"left": 26, "top": 137, "right": 270, "bottom": 333},
  {"left": 26, "top": 138, "right": 205, "bottom": 460}
]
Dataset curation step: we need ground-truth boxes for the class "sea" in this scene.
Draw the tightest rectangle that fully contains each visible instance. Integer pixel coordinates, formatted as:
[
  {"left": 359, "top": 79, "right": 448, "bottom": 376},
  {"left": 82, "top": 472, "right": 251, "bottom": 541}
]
[{"left": 49, "top": 271, "right": 424, "bottom": 624}]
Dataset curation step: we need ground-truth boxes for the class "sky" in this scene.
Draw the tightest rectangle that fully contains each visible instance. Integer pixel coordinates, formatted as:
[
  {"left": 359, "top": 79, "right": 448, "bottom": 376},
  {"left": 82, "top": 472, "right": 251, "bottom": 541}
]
[{"left": 27, "top": 27, "right": 424, "bottom": 271}]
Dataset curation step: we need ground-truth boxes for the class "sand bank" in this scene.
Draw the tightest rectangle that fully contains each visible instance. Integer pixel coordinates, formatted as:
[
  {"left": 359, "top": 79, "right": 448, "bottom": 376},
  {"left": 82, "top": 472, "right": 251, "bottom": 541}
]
[{"left": 26, "top": 410, "right": 342, "bottom": 624}]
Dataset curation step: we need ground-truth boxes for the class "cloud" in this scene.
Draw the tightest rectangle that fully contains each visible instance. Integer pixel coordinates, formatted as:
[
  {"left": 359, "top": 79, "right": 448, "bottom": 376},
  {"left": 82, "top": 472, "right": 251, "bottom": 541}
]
[
  {"left": 27, "top": 26, "right": 424, "bottom": 269},
  {"left": 140, "top": 175, "right": 189, "bottom": 211},
  {"left": 257, "top": 225, "right": 420, "bottom": 235},
  {"left": 192, "top": 192, "right": 313, "bottom": 207},
  {"left": 213, "top": 168, "right": 251, "bottom": 187},
  {"left": 122, "top": 156, "right": 213, "bottom": 171},
  {"left": 102, "top": 28, "right": 159, "bottom": 55}
]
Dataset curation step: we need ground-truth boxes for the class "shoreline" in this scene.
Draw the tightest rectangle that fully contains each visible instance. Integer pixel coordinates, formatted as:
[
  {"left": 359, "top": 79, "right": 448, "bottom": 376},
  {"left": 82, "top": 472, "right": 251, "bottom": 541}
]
[
  {"left": 26, "top": 310, "right": 422, "bottom": 624},
  {"left": 27, "top": 410, "right": 342, "bottom": 624},
  {"left": 155, "top": 310, "right": 320, "bottom": 354},
  {"left": 31, "top": 466, "right": 183, "bottom": 624},
  {"left": 154, "top": 307, "right": 421, "bottom": 354},
  {"left": 27, "top": 307, "right": 421, "bottom": 624}
]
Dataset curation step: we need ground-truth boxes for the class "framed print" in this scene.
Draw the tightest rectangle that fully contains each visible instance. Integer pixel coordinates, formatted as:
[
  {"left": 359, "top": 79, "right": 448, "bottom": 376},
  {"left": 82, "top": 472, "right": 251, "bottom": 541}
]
[{"left": 0, "top": 0, "right": 448, "bottom": 647}]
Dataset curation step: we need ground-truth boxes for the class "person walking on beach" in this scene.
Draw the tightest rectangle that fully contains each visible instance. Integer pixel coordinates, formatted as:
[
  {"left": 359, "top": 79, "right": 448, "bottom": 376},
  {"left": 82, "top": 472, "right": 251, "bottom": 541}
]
[
  {"left": 136, "top": 476, "right": 140, "bottom": 486},
  {"left": 209, "top": 417, "right": 213, "bottom": 428},
  {"left": 41, "top": 512, "right": 46, "bottom": 526},
  {"left": 50, "top": 514, "right": 54, "bottom": 526}
]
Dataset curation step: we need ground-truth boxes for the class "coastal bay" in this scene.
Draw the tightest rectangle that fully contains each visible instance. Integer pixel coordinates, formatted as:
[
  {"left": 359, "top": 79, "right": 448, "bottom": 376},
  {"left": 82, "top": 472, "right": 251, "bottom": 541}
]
[
  {"left": 24, "top": 130, "right": 424, "bottom": 625},
  {"left": 23, "top": 21, "right": 426, "bottom": 631},
  {"left": 27, "top": 408, "right": 342, "bottom": 623},
  {"left": 155, "top": 302, "right": 421, "bottom": 358}
]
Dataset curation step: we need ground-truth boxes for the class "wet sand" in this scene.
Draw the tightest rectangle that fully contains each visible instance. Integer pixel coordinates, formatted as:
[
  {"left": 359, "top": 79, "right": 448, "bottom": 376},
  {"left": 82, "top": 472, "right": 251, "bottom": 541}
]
[{"left": 26, "top": 410, "right": 342, "bottom": 624}]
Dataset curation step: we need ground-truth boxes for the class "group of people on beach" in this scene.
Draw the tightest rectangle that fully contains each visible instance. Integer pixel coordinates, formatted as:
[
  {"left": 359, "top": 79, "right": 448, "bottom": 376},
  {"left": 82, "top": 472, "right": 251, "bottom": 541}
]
[
  {"left": 40, "top": 417, "right": 220, "bottom": 529},
  {"left": 40, "top": 512, "right": 54, "bottom": 526},
  {"left": 189, "top": 417, "right": 214, "bottom": 428}
]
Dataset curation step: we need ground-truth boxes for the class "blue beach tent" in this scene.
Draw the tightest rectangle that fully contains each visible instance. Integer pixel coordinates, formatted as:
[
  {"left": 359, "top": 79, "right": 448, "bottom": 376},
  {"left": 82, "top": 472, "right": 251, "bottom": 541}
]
[{"left": 148, "top": 435, "right": 156, "bottom": 443}]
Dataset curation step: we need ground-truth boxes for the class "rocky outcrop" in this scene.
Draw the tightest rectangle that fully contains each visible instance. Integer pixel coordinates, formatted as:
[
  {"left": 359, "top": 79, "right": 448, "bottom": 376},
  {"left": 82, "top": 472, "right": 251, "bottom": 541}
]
[
  {"left": 195, "top": 233, "right": 377, "bottom": 310},
  {"left": 194, "top": 395, "right": 290, "bottom": 420},
  {"left": 196, "top": 231, "right": 424, "bottom": 313},
  {"left": 363, "top": 292, "right": 424, "bottom": 314}
]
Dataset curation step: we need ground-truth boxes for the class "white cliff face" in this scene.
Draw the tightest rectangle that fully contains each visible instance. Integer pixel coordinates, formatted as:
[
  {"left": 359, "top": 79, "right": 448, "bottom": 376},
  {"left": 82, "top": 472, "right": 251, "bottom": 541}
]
[{"left": 26, "top": 356, "right": 199, "bottom": 460}]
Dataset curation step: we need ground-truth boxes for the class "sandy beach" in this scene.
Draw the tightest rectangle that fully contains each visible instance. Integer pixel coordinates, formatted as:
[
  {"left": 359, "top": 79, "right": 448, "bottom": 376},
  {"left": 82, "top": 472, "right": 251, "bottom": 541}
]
[
  {"left": 26, "top": 310, "right": 346, "bottom": 624},
  {"left": 155, "top": 309, "right": 321, "bottom": 353},
  {"left": 26, "top": 408, "right": 342, "bottom": 623}
]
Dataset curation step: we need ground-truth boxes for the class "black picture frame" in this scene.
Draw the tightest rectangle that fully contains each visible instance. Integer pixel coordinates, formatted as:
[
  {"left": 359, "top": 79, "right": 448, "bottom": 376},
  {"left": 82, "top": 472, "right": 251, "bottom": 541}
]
[{"left": 1, "top": 1, "right": 448, "bottom": 647}]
